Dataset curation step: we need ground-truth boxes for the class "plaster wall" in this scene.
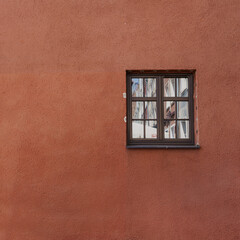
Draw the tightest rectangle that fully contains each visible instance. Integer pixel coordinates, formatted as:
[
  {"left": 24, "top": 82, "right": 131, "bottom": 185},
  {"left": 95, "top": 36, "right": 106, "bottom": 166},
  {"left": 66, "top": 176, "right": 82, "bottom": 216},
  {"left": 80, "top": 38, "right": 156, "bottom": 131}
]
[{"left": 0, "top": 1, "right": 240, "bottom": 239}]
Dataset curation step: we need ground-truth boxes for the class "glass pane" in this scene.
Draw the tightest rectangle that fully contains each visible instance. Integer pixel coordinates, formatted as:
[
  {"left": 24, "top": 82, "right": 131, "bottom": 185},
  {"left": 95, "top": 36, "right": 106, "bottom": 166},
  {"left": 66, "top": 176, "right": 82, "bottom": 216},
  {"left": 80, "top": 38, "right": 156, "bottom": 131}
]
[
  {"left": 145, "top": 101, "right": 157, "bottom": 119},
  {"left": 164, "top": 101, "right": 175, "bottom": 119},
  {"left": 164, "top": 78, "right": 175, "bottom": 97},
  {"left": 132, "top": 101, "right": 144, "bottom": 119},
  {"left": 132, "top": 78, "right": 143, "bottom": 97},
  {"left": 145, "top": 78, "right": 156, "bottom": 97},
  {"left": 177, "top": 78, "right": 188, "bottom": 97},
  {"left": 177, "top": 101, "right": 189, "bottom": 119},
  {"left": 145, "top": 121, "right": 157, "bottom": 139},
  {"left": 177, "top": 120, "right": 189, "bottom": 139},
  {"left": 164, "top": 120, "right": 176, "bottom": 139},
  {"left": 132, "top": 121, "right": 144, "bottom": 139}
]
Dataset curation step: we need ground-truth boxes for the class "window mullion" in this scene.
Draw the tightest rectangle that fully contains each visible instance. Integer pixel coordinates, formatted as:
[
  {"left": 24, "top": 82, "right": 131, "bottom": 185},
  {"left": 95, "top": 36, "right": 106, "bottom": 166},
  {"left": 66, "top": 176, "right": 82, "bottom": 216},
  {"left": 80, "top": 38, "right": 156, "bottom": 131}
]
[
  {"left": 159, "top": 76, "right": 163, "bottom": 141},
  {"left": 175, "top": 100, "right": 178, "bottom": 139},
  {"left": 189, "top": 74, "right": 194, "bottom": 142},
  {"left": 175, "top": 78, "right": 178, "bottom": 139},
  {"left": 143, "top": 78, "right": 145, "bottom": 138},
  {"left": 128, "top": 75, "right": 132, "bottom": 141},
  {"left": 156, "top": 76, "right": 160, "bottom": 141}
]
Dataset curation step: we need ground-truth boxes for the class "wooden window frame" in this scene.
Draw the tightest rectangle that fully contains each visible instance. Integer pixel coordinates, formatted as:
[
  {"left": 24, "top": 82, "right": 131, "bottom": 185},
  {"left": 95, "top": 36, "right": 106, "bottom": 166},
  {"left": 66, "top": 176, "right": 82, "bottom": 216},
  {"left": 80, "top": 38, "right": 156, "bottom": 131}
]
[{"left": 126, "top": 70, "right": 199, "bottom": 149}]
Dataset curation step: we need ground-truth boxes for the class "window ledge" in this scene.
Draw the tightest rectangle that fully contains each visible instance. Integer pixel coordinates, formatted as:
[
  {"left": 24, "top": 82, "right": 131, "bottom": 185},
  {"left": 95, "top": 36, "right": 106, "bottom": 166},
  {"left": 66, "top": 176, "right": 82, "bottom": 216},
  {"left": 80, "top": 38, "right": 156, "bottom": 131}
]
[{"left": 126, "top": 144, "right": 200, "bottom": 149}]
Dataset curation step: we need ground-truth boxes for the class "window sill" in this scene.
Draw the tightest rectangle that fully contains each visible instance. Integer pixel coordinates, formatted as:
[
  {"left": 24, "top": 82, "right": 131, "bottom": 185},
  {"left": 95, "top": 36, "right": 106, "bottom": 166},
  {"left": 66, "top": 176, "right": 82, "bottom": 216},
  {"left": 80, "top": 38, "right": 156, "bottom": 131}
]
[{"left": 126, "top": 144, "right": 200, "bottom": 149}]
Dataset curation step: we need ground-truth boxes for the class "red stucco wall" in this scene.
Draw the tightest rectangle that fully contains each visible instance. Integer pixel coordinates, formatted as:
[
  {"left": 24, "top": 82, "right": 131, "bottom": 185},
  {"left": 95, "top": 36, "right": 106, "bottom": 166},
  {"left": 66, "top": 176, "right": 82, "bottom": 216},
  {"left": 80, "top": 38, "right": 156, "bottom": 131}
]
[{"left": 0, "top": 1, "right": 240, "bottom": 239}]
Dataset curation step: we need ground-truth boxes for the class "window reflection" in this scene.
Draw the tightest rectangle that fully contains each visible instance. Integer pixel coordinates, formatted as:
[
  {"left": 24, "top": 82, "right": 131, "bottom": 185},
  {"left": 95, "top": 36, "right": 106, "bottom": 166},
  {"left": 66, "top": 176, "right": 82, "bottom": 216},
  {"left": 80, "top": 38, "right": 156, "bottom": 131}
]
[
  {"left": 177, "top": 101, "right": 189, "bottom": 119},
  {"left": 132, "top": 101, "right": 144, "bottom": 119},
  {"left": 132, "top": 121, "right": 144, "bottom": 138},
  {"left": 164, "top": 120, "right": 176, "bottom": 139},
  {"left": 132, "top": 78, "right": 143, "bottom": 97},
  {"left": 145, "top": 121, "right": 157, "bottom": 138},
  {"left": 145, "top": 78, "right": 156, "bottom": 97},
  {"left": 164, "top": 78, "right": 175, "bottom": 97},
  {"left": 145, "top": 101, "right": 157, "bottom": 119},
  {"left": 164, "top": 101, "right": 175, "bottom": 119},
  {"left": 177, "top": 120, "right": 189, "bottom": 138},
  {"left": 164, "top": 78, "right": 188, "bottom": 97},
  {"left": 177, "top": 78, "right": 188, "bottom": 97}
]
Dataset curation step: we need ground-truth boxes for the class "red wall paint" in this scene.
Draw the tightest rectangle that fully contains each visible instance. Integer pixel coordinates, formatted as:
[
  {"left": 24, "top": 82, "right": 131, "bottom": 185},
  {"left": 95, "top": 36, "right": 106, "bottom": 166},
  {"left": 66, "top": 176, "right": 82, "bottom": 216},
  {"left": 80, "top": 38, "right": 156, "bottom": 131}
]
[{"left": 0, "top": 1, "right": 240, "bottom": 239}]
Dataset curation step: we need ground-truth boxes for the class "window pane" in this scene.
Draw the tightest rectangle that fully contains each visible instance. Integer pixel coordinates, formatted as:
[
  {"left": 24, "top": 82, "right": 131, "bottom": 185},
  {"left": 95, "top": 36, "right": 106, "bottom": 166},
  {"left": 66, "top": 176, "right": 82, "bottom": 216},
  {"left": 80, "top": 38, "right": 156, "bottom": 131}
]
[
  {"left": 177, "top": 101, "right": 189, "bottom": 119},
  {"left": 164, "top": 120, "right": 176, "bottom": 139},
  {"left": 177, "top": 120, "right": 189, "bottom": 138},
  {"left": 164, "top": 101, "right": 175, "bottom": 119},
  {"left": 145, "top": 121, "right": 157, "bottom": 139},
  {"left": 132, "top": 78, "right": 143, "bottom": 97},
  {"left": 145, "top": 101, "right": 157, "bottom": 119},
  {"left": 177, "top": 78, "right": 188, "bottom": 97},
  {"left": 164, "top": 78, "right": 175, "bottom": 97},
  {"left": 132, "top": 121, "right": 144, "bottom": 139},
  {"left": 132, "top": 101, "right": 144, "bottom": 119},
  {"left": 145, "top": 78, "right": 156, "bottom": 97}
]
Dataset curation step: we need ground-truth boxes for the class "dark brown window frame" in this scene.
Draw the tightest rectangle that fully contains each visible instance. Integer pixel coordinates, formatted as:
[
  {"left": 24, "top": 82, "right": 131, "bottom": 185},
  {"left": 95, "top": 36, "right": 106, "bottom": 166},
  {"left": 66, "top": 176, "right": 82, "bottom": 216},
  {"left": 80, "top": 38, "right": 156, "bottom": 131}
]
[{"left": 126, "top": 70, "right": 199, "bottom": 149}]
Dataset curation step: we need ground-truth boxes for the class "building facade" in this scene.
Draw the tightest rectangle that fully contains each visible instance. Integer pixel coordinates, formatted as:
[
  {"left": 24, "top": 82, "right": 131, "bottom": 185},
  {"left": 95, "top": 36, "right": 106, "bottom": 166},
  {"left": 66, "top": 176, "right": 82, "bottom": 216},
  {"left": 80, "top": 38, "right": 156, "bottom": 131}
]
[{"left": 0, "top": 1, "right": 240, "bottom": 240}]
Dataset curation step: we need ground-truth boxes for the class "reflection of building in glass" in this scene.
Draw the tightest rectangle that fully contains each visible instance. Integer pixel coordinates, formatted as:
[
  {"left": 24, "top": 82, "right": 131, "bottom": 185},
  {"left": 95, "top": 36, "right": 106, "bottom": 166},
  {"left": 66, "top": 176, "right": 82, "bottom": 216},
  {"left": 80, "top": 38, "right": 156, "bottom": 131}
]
[
  {"left": 163, "top": 78, "right": 189, "bottom": 139},
  {"left": 164, "top": 101, "right": 176, "bottom": 138},
  {"left": 132, "top": 121, "right": 144, "bottom": 138},
  {"left": 132, "top": 101, "right": 143, "bottom": 119},
  {"left": 145, "top": 121, "right": 157, "bottom": 138},
  {"left": 164, "top": 121, "right": 176, "bottom": 139},
  {"left": 164, "top": 78, "right": 175, "bottom": 97},
  {"left": 132, "top": 78, "right": 143, "bottom": 97},
  {"left": 144, "top": 78, "right": 156, "bottom": 97},
  {"left": 131, "top": 77, "right": 189, "bottom": 139},
  {"left": 176, "top": 78, "right": 188, "bottom": 97},
  {"left": 164, "top": 78, "right": 188, "bottom": 97},
  {"left": 132, "top": 121, "right": 157, "bottom": 139},
  {"left": 177, "top": 120, "right": 189, "bottom": 138},
  {"left": 131, "top": 78, "right": 157, "bottom": 139},
  {"left": 177, "top": 101, "right": 188, "bottom": 119},
  {"left": 145, "top": 101, "right": 156, "bottom": 119},
  {"left": 164, "top": 101, "right": 175, "bottom": 119}
]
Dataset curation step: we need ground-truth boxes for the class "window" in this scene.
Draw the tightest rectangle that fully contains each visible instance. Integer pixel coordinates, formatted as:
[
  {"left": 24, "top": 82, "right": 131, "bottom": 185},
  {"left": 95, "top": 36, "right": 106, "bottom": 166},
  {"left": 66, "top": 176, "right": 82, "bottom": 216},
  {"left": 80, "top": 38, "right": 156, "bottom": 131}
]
[{"left": 126, "top": 70, "right": 197, "bottom": 148}]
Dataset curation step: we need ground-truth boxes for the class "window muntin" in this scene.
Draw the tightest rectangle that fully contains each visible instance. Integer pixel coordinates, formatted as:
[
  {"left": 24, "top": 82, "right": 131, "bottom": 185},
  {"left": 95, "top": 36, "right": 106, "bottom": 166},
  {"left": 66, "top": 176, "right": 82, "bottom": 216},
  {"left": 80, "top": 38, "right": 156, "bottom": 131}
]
[{"left": 127, "top": 71, "right": 195, "bottom": 146}]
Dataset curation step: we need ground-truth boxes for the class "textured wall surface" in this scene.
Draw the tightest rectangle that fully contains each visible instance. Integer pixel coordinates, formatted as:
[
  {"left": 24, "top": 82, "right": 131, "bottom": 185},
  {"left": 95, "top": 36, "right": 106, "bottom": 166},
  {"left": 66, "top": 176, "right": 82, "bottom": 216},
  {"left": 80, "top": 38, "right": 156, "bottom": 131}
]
[{"left": 0, "top": 1, "right": 240, "bottom": 239}]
